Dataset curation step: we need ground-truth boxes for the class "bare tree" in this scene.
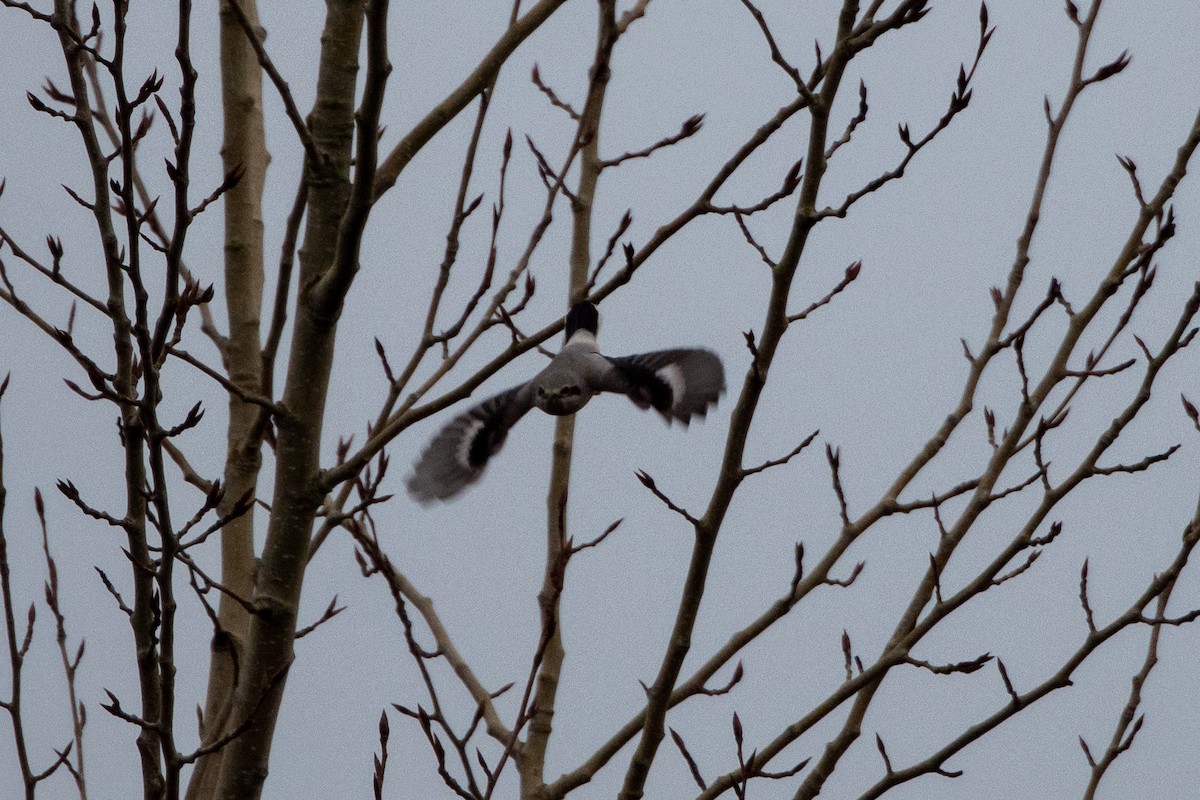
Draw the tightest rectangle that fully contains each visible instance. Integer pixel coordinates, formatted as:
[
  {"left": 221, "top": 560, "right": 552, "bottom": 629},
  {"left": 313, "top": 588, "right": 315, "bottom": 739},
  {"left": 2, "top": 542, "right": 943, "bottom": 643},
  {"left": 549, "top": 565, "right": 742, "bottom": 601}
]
[{"left": 1, "top": 1, "right": 1198, "bottom": 799}]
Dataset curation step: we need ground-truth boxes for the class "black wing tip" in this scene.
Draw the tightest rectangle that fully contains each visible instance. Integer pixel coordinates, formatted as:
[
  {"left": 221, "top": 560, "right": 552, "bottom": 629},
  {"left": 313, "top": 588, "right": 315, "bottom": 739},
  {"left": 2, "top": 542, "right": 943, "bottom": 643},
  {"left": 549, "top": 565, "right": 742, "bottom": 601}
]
[
  {"left": 661, "top": 399, "right": 718, "bottom": 427},
  {"left": 405, "top": 479, "right": 440, "bottom": 505},
  {"left": 406, "top": 385, "right": 530, "bottom": 505},
  {"left": 610, "top": 349, "right": 725, "bottom": 426},
  {"left": 404, "top": 472, "right": 436, "bottom": 504},
  {"left": 405, "top": 466, "right": 468, "bottom": 504},
  {"left": 666, "top": 350, "right": 724, "bottom": 421},
  {"left": 663, "top": 403, "right": 713, "bottom": 427},
  {"left": 565, "top": 301, "right": 600, "bottom": 341}
]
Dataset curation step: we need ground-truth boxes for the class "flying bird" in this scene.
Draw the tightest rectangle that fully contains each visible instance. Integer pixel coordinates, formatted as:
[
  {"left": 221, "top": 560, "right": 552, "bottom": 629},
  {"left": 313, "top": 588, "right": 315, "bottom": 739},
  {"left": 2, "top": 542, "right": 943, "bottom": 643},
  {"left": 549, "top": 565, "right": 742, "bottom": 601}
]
[{"left": 406, "top": 301, "right": 725, "bottom": 502}]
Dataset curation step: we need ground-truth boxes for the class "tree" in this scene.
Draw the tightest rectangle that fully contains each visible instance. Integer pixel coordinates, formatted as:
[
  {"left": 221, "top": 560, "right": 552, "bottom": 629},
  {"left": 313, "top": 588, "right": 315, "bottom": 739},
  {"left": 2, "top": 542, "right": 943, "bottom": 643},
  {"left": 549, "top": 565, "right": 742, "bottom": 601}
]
[{"left": 1, "top": 1, "right": 1199, "bottom": 798}]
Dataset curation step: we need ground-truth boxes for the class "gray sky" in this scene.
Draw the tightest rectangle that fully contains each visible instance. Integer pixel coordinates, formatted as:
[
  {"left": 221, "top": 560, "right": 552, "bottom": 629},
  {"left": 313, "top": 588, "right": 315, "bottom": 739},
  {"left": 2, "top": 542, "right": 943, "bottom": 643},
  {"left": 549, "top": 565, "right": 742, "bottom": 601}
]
[{"left": 2, "top": 1, "right": 1200, "bottom": 798}]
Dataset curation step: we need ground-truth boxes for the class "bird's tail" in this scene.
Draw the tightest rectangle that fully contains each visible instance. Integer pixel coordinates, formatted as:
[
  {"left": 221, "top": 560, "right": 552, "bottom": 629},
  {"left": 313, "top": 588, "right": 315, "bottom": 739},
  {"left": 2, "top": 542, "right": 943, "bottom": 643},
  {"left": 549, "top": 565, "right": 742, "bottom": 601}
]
[{"left": 564, "top": 301, "right": 600, "bottom": 341}]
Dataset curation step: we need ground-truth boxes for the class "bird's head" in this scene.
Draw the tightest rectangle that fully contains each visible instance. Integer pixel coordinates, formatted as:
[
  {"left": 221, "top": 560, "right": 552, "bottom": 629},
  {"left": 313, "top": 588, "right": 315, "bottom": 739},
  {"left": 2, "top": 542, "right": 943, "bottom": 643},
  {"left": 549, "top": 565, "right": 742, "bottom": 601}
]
[{"left": 535, "top": 382, "right": 588, "bottom": 415}]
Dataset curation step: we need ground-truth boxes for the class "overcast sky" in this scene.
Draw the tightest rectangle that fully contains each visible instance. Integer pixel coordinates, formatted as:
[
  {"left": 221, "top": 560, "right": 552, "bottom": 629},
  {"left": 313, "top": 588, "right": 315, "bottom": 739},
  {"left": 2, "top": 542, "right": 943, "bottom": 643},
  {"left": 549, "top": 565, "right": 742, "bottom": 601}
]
[{"left": 2, "top": 1, "right": 1200, "bottom": 798}]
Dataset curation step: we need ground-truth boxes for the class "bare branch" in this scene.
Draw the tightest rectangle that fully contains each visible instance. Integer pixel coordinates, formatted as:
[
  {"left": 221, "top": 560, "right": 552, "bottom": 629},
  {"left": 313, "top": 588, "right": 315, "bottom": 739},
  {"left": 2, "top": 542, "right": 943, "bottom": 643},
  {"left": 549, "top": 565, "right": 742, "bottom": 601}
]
[
  {"left": 787, "top": 261, "right": 862, "bottom": 323},
  {"left": 531, "top": 63, "right": 580, "bottom": 120},
  {"left": 635, "top": 470, "right": 699, "bottom": 526},
  {"left": 826, "top": 444, "right": 850, "bottom": 527},
  {"left": 223, "top": 0, "right": 323, "bottom": 168},
  {"left": 601, "top": 113, "right": 704, "bottom": 168},
  {"left": 294, "top": 596, "right": 346, "bottom": 640},
  {"left": 669, "top": 728, "right": 707, "bottom": 790},
  {"left": 737, "top": 0, "right": 814, "bottom": 102},
  {"left": 741, "top": 430, "right": 819, "bottom": 476}
]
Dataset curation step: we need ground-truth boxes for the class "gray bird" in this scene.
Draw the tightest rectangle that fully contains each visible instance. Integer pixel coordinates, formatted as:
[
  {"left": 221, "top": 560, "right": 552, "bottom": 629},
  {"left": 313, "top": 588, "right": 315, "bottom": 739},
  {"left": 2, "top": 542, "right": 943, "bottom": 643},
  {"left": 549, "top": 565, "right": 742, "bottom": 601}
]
[{"left": 406, "top": 301, "right": 725, "bottom": 502}]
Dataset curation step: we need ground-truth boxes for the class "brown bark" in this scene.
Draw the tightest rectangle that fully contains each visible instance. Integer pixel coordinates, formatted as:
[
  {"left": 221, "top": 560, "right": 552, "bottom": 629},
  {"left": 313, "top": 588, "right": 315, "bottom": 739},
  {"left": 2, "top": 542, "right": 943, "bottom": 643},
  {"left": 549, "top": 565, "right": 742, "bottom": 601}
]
[
  {"left": 186, "top": 2, "right": 268, "bottom": 798},
  {"left": 520, "top": 5, "right": 617, "bottom": 797},
  {"left": 211, "top": 2, "right": 366, "bottom": 796}
]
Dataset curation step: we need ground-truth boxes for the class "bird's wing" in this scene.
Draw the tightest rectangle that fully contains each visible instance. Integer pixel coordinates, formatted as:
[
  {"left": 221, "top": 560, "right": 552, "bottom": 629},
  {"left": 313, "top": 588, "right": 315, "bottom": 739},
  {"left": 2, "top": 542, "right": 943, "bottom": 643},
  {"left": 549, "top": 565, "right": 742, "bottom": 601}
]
[
  {"left": 596, "top": 348, "right": 725, "bottom": 424},
  {"left": 406, "top": 383, "right": 535, "bottom": 503}
]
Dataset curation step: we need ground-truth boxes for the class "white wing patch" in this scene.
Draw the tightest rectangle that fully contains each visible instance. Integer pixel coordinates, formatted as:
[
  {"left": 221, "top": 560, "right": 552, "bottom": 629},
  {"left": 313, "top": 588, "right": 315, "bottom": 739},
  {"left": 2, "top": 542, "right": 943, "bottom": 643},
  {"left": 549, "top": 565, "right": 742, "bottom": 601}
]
[
  {"left": 455, "top": 417, "right": 486, "bottom": 468},
  {"left": 656, "top": 364, "right": 688, "bottom": 409},
  {"left": 567, "top": 329, "right": 599, "bottom": 350}
]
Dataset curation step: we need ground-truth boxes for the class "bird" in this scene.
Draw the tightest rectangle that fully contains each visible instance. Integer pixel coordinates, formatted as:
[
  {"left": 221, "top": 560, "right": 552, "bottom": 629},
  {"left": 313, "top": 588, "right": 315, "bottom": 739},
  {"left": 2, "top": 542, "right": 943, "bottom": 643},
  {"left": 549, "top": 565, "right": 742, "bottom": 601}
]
[{"left": 405, "top": 301, "right": 725, "bottom": 502}]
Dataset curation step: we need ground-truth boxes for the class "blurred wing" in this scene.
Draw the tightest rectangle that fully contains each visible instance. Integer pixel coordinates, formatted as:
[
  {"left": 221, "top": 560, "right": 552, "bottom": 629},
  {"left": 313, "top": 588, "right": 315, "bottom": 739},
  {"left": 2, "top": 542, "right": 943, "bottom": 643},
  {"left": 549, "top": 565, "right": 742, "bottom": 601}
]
[
  {"left": 599, "top": 348, "right": 725, "bottom": 424},
  {"left": 406, "top": 383, "right": 534, "bottom": 503}
]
